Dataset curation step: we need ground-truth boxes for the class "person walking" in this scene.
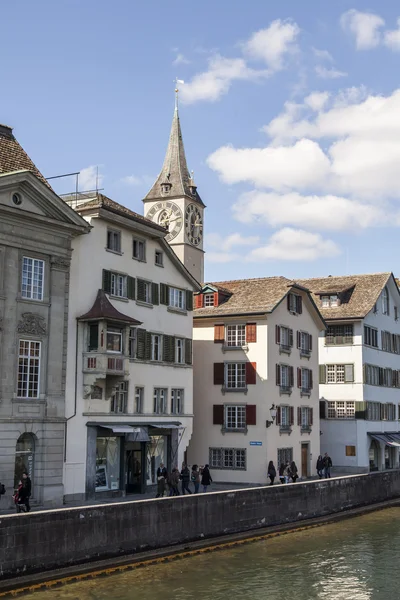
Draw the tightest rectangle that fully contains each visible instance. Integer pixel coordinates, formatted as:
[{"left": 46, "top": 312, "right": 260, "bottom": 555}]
[
  {"left": 284, "top": 461, "right": 291, "bottom": 484},
  {"left": 22, "top": 472, "right": 32, "bottom": 512},
  {"left": 156, "top": 463, "right": 167, "bottom": 498},
  {"left": 316, "top": 455, "right": 324, "bottom": 479},
  {"left": 169, "top": 467, "right": 180, "bottom": 496},
  {"left": 290, "top": 461, "right": 298, "bottom": 483},
  {"left": 323, "top": 453, "right": 333, "bottom": 478},
  {"left": 13, "top": 480, "right": 28, "bottom": 513},
  {"left": 200, "top": 464, "right": 212, "bottom": 493},
  {"left": 267, "top": 461, "right": 276, "bottom": 485},
  {"left": 278, "top": 463, "right": 286, "bottom": 484},
  {"left": 191, "top": 464, "right": 200, "bottom": 494},
  {"left": 180, "top": 463, "right": 192, "bottom": 495}
]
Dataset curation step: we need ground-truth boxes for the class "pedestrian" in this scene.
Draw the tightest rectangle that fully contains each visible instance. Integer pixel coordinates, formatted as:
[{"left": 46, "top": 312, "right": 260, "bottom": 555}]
[
  {"left": 180, "top": 463, "right": 192, "bottom": 495},
  {"left": 156, "top": 462, "right": 167, "bottom": 498},
  {"left": 278, "top": 463, "right": 286, "bottom": 484},
  {"left": 316, "top": 455, "right": 324, "bottom": 479},
  {"left": 323, "top": 453, "right": 333, "bottom": 478},
  {"left": 267, "top": 461, "right": 276, "bottom": 485},
  {"left": 290, "top": 461, "right": 298, "bottom": 483},
  {"left": 191, "top": 464, "right": 200, "bottom": 494},
  {"left": 284, "top": 461, "right": 291, "bottom": 484},
  {"left": 22, "top": 471, "right": 31, "bottom": 512},
  {"left": 13, "top": 480, "right": 28, "bottom": 513},
  {"left": 200, "top": 464, "right": 212, "bottom": 493},
  {"left": 0, "top": 480, "right": 5, "bottom": 501},
  {"left": 169, "top": 467, "right": 180, "bottom": 496}
]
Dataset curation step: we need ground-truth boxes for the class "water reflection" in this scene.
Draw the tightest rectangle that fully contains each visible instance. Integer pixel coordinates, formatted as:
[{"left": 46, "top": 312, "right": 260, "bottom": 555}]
[{"left": 22, "top": 508, "right": 400, "bottom": 600}]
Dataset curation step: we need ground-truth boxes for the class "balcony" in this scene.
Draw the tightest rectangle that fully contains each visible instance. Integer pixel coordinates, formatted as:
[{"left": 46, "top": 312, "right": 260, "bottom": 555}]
[
  {"left": 279, "top": 344, "right": 291, "bottom": 356},
  {"left": 83, "top": 353, "right": 129, "bottom": 377},
  {"left": 300, "top": 387, "right": 311, "bottom": 397},
  {"left": 279, "top": 385, "right": 292, "bottom": 396},
  {"left": 300, "top": 348, "right": 311, "bottom": 358}
]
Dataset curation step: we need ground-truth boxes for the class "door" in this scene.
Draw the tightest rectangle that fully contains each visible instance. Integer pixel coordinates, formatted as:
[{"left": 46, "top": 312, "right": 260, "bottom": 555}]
[
  {"left": 126, "top": 449, "right": 142, "bottom": 493},
  {"left": 301, "top": 443, "right": 309, "bottom": 478}
]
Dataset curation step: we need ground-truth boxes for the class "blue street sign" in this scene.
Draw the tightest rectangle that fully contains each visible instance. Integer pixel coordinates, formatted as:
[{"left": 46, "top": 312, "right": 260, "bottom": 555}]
[{"left": 249, "top": 441, "right": 262, "bottom": 446}]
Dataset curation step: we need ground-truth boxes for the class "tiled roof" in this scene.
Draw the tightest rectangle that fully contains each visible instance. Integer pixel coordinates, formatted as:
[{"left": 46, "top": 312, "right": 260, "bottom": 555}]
[
  {"left": 71, "top": 193, "right": 167, "bottom": 232},
  {"left": 296, "top": 273, "right": 392, "bottom": 320},
  {"left": 0, "top": 124, "right": 51, "bottom": 188},
  {"left": 195, "top": 276, "right": 296, "bottom": 317},
  {"left": 78, "top": 289, "right": 142, "bottom": 324}
]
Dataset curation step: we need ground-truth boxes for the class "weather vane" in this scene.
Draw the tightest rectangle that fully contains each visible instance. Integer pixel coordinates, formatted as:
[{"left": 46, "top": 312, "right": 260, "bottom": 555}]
[{"left": 174, "top": 77, "right": 184, "bottom": 109}]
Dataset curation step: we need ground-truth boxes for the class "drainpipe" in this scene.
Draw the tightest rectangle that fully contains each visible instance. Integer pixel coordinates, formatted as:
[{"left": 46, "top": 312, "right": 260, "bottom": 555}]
[{"left": 64, "top": 320, "right": 79, "bottom": 462}]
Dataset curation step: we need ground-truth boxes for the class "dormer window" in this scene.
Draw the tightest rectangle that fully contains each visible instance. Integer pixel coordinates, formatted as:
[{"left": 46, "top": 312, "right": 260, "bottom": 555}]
[
  {"left": 204, "top": 294, "right": 215, "bottom": 307},
  {"left": 321, "top": 294, "right": 339, "bottom": 308},
  {"left": 161, "top": 183, "right": 171, "bottom": 194}
]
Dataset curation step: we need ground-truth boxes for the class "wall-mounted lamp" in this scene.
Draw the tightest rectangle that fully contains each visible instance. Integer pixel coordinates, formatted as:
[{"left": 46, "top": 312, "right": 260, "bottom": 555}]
[{"left": 266, "top": 404, "right": 277, "bottom": 428}]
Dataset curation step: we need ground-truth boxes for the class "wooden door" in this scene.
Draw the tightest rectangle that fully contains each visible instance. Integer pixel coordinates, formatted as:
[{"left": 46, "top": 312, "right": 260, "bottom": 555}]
[{"left": 301, "top": 443, "right": 309, "bottom": 477}]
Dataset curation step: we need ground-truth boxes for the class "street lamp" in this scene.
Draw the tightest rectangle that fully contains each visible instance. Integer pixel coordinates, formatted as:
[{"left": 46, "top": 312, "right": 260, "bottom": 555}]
[{"left": 266, "top": 404, "right": 277, "bottom": 428}]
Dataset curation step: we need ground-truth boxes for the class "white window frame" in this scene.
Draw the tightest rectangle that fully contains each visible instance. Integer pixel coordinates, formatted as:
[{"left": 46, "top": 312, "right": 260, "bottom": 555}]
[
  {"left": 301, "top": 368, "right": 311, "bottom": 392},
  {"left": 204, "top": 294, "right": 214, "bottom": 307},
  {"left": 143, "top": 281, "right": 152, "bottom": 304},
  {"left": 280, "top": 365, "right": 290, "bottom": 389},
  {"left": 151, "top": 334, "right": 162, "bottom": 361},
  {"left": 110, "top": 381, "right": 128, "bottom": 414},
  {"left": 288, "top": 293, "right": 301, "bottom": 314},
  {"left": 110, "top": 272, "right": 127, "bottom": 298},
  {"left": 106, "top": 327, "right": 123, "bottom": 354},
  {"left": 327, "top": 364, "right": 345, "bottom": 383},
  {"left": 382, "top": 286, "right": 389, "bottom": 315},
  {"left": 301, "top": 406, "right": 311, "bottom": 429},
  {"left": 209, "top": 447, "right": 246, "bottom": 470},
  {"left": 21, "top": 257, "right": 44, "bottom": 301},
  {"left": 132, "top": 237, "right": 146, "bottom": 261},
  {"left": 226, "top": 324, "right": 246, "bottom": 347},
  {"left": 171, "top": 389, "right": 184, "bottom": 415},
  {"left": 155, "top": 250, "right": 163, "bottom": 267},
  {"left": 134, "top": 386, "right": 144, "bottom": 413},
  {"left": 175, "top": 338, "right": 185, "bottom": 364},
  {"left": 169, "top": 287, "right": 185, "bottom": 310},
  {"left": 17, "top": 340, "right": 41, "bottom": 398},
  {"left": 225, "top": 405, "right": 246, "bottom": 430},
  {"left": 327, "top": 401, "right": 355, "bottom": 419},
  {"left": 153, "top": 388, "right": 167, "bottom": 414},
  {"left": 321, "top": 294, "right": 338, "bottom": 308},
  {"left": 107, "top": 229, "right": 121, "bottom": 253},
  {"left": 280, "top": 405, "right": 290, "bottom": 427},
  {"left": 225, "top": 363, "right": 246, "bottom": 389},
  {"left": 277, "top": 447, "right": 293, "bottom": 466}
]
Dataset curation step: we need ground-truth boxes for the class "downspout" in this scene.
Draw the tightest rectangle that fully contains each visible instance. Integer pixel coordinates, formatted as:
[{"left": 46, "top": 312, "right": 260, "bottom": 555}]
[{"left": 64, "top": 320, "right": 79, "bottom": 461}]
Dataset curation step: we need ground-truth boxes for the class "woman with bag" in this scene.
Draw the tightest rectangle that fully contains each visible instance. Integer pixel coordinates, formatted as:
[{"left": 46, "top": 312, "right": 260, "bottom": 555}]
[
  {"left": 200, "top": 464, "right": 212, "bottom": 493},
  {"left": 267, "top": 461, "right": 276, "bottom": 485},
  {"left": 191, "top": 464, "right": 200, "bottom": 494}
]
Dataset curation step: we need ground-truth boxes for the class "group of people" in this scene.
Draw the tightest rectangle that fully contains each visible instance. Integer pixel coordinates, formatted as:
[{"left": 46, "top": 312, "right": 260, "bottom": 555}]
[
  {"left": 316, "top": 453, "right": 333, "bottom": 478},
  {"left": 267, "top": 460, "right": 298, "bottom": 485},
  {"left": 155, "top": 462, "right": 212, "bottom": 497}
]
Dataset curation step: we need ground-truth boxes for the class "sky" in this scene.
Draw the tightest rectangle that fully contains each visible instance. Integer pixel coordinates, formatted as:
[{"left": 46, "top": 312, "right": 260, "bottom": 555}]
[{"left": 3, "top": 1, "right": 400, "bottom": 282}]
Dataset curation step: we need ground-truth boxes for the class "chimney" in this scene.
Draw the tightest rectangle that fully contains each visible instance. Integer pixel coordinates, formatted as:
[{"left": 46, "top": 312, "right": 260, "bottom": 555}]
[{"left": 0, "top": 124, "right": 13, "bottom": 139}]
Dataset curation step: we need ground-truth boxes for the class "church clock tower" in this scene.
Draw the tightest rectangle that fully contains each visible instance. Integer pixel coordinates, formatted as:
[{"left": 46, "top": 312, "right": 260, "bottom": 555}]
[{"left": 143, "top": 94, "right": 205, "bottom": 283}]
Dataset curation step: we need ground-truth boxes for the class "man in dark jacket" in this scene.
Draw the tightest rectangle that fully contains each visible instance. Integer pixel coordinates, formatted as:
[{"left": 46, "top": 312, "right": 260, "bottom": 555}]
[
  {"left": 180, "top": 463, "right": 192, "bottom": 495},
  {"left": 22, "top": 472, "right": 32, "bottom": 512},
  {"left": 323, "top": 453, "right": 333, "bottom": 478},
  {"left": 156, "top": 463, "right": 167, "bottom": 497}
]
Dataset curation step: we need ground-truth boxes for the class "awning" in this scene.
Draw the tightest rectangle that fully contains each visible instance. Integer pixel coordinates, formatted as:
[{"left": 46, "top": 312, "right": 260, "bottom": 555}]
[
  {"left": 126, "top": 427, "right": 150, "bottom": 442},
  {"left": 369, "top": 432, "right": 400, "bottom": 447},
  {"left": 150, "top": 423, "right": 182, "bottom": 430},
  {"left": 100, "top": 425, "right": 135, "bottom": 434}
]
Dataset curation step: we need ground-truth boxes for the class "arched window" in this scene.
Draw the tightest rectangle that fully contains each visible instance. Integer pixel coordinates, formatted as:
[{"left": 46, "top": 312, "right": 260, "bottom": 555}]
[
  {"left": 382, "top": 286, "right": 389, "bottom": 315},
  {"left": 14, "top": 433, "right": 35, "bottom": 489}
]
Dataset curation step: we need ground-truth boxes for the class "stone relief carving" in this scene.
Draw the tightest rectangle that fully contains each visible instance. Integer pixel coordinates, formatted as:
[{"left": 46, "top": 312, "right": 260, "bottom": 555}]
[
  {"left": 83, "top": 385, "right": 92, "bottom": 399},
  {"left": 51, "top": 257, "right": 70, "bottom": 270},
  {"left": 17, "top": 313, "right": 47, "bottom": 336},
  {"left": 91, "top": 385, "right": 103, "bottom": 400}
]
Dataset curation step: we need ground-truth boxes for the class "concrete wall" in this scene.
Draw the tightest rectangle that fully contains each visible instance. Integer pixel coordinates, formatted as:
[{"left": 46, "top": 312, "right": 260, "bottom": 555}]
[{"left": 2, "top": 471, "right": 398, "bottom": 580}]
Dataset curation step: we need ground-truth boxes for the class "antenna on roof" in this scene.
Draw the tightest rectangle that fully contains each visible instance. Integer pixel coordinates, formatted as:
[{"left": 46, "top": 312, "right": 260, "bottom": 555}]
[{"left": 96, "top": 166, "right": 99, "bottom": 193}]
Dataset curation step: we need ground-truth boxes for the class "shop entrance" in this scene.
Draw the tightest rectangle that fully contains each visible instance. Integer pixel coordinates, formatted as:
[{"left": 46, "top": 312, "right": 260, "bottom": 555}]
[{"left": 125, "top": 442, "right": 145, "bottom": 493}]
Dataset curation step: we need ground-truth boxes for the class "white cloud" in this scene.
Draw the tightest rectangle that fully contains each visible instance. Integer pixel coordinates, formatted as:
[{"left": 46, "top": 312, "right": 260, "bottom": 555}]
[
  {"left": 247, "top": 228, "right": 340, "bottom": 261},
  {"left": 79, "top": 166, "right": 103, "bottom": 191},
  {"left": 340, "top": 9, "right": 385, "bottom": 50},
  {"left": 120, "top": 175, "right": 142, "bottom": 186},
  {"left": 304, "top": 91, "right": 330, "bottom": 111},
  {"left": 173, "top": 53, "right": 190, "bottom": 66},
  {"left": 243, "top": 20, "right": 300, "bottom": 71},
  {"left": 206, "top": 232, "right": 260, "bottom": 251},
  {"left": 384, "top": 18, "right": 400, "bottom": 50},
  {"left": 315, "top": 65, "right": 347, "bottom": 79},
  {"left": 312, "top": 47, "right": 334, "bottom": 62}
]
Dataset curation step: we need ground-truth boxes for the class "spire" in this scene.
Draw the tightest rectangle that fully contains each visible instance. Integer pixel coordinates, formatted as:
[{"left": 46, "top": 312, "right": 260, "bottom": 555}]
[{"left": 143, "top": 102, "right": 204, "bottom": 206}]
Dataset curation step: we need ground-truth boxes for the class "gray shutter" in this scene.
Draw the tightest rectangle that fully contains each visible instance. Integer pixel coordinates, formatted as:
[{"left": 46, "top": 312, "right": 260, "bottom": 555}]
[
  {"left": 136, "top": 329, "right": 146, "bottom": 360},
  {"left": 185, "top": 339, "right": 192, "bottom": 365},
  {"left": 163, "top": 335, "right": 175, "bottom": 362},
  {"left": 152, "top": 283, "right": 159, "bottom": 305},
  {"left": 145, "top": 332, "right": 151, "bottom": 361},
  {"left": 160, "top": 283, "right": 169, "bottom": 305},
  {"left": 344, "top": 364, "right": 354, "bottom": 383},
  {"left": 127, "top": 276, "right": 135, "bottom": 300},
  {"left": 137, "top": 279, "right": 145, "bottom": 302},
  {"left": 102, "top": 269, "right": 111, "bottom": 294},
  {"left": 186, "top": 290, "right": 193, "bottom": 311},
  {"left": 355, "top": 401, "right": 366, "bottom": 419},
  {"left": 319, "top": 364, "right": 326, "bottom": 384}
]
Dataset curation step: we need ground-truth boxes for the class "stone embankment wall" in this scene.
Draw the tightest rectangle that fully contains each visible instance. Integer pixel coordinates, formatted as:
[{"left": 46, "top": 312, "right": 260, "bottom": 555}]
[{"left": 1, "top": 471, "right": 400, "bottom": 579}]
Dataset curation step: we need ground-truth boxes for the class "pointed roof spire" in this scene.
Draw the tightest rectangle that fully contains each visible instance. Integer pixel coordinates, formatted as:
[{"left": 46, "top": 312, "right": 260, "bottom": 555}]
[{"left": 143, "top": 99, "right": 204, "bottom": 206}]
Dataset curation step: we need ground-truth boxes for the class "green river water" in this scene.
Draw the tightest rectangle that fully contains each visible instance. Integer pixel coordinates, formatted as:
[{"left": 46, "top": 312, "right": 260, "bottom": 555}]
[{"left": 23, "top": 508, "right": 400, "bottom": 600}]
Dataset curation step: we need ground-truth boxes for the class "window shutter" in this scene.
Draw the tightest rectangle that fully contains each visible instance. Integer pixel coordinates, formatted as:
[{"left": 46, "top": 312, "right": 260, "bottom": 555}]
[
  {"left": 319, "top": 399, "right": 326, "bottom": 419},
  {"left": 162, "top": 335, "right": 175, "bottom": 362},
  {"left": 289, "top": 406, "right": 294, "bottom": 426},
  {"left": 319, "top": 365, "right": 326, "bottom": 384},
  {"left": 309, "top": 334, "right": 312, "bottom": 351},
  {"left": 246, "top": 405, "right": 256, "bottom": 426},
  {"left": 127, "top": 276, "right": 135, "bottom": 300},
  {"left": 309, "top": 369, "right": 313, "bottom": 389},
  {"left": 152, "top": 283, "right": 159, "bottom": 305},
  {"left": 276, "top": 406, "right": 281, "bottom": 425},
  {"left": 355, "top": 401, "right": 366, "bottom": 419},
  {"left": 144, "top": 332, "right": 151, "bottom": 361},
  {"left": 185, "top": 339, "right": 192, "bottom": 365},
  {"left": 160, "top": 283, "right": 169, "bottom": 305},
  {"left": 380, "top": 403, "right": 384, "bottom": 420},
  {"left": 287, "top": 294, "right": 291, "bottom": 311},
  {"left": 186, "top": 290, "right": 193, "bottom": 311},
  {"left": 297, "top": 367, "right": 302, "bottom": 388},
  {"left": 213, "top": 405, "right": 224, "bottom": 425},
  {"left": 297, "top": 331, "right": 300, "bottom": 348},
  {"left": 136, "top": 328, "right": 146, "bottom": 360},
  {"left": 246, "top": 323, "right": 257, "bottom": 343},
  {"left": 195, "top": 294, "right": 204, "bottom": 309},
  {"left": 276, "top": 325, "right": 281, "bottom": 344},
  {"left": 289, "top": 329, "right": 294, "bottom": 347},
  {"left": 297, "top": 407, "right": 301, "bottom": 425},
  {"left": 88, "top": 323, "right": 99, "bottom": 351},
  {"left": 289, "top": 366, "right": 294, "bottom": 388},
  {"left": 213, "top": 292, "right": 219, "bottom": 307},
  {"left": 102, "top": 269, "right": 111, "bottom": 294},
  {"left": 296, "top": 296, "right": 303, "bottom": 314},
  {"left": 310, "top": 408, "right": 313, "bottom": 426},
  {"left": 344, "top": 364, "right": 354, "bottom": 383},
  {"left": 214, "top": 363, "right": 224, "bottom": 385},
  {"left": 137, "top": 279, "right": 145, "bottom": 302},
  {"left": 276, "top": 364, "right": 281, "bottom": 386},
  {"left": 214, "top": 324, "right": 225, "bottom": 343},
  {"left": 246, "top": 362, "right": 257, "bottom": 385}
]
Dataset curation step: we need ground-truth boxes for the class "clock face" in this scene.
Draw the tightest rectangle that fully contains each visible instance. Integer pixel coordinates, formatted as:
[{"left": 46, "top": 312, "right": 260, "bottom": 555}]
[
  {"left": 185, "top": 204, "right": 203, "bottom": 246},
  {"left": 145, "top": 201, "right": 183, "bottom": 242}
]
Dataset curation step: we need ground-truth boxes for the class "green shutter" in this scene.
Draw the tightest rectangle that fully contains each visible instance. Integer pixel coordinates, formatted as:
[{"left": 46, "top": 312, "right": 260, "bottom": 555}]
[
  {"left": 355, "top": 401, "right": 366, "bottom": 419},
  {"left": 145, "top": 332, "right": 151, "bottom": 361},
  {"left": 344, "top": 364, "right": 354, "bottom": 383},
  {"left": 136, "top": 329, "right": 146, "bottom": 360},
  {"left": 137, "top": 279, "right": 145, "bottom": 302},
  {"left": 185, "top": 339, "right": 192, "bottom": 365},
  {"left": 163, "top": 335, "right": 175, "bottom": 362},
  {"left": 152, "top": 283, "right": 159, "bottom": 305},
  {"left": 102, "top": 269, "right": 111, "bottom": 294},
  {"left": 127, "top": 277, "right": 135, "bottom": 300},
  {"left": 319, "top": 364, "right": 326, "bottom": 384},
  {"left": 186, "top": 290, "right": 193, "bottom": 311},
  {"left": 88, "top": 323, "right": 99, "bottom": 351},
  {"left": 160, "top": 283, "right": 169, "bottom": 305}
]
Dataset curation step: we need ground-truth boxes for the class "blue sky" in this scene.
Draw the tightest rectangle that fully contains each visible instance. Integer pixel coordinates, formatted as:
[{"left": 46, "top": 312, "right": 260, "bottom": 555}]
[{"left": 3, "top": 1, "right": 400, "bottom": 282}]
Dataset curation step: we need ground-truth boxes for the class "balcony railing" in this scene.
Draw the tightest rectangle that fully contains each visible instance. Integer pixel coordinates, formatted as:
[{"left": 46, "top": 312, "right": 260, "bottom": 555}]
[
  {"left": 83, "top": 353, "right": 128, "bottom": 376},
  {"left": 279, "top": 344, "right": 291, "bottom": 355}
]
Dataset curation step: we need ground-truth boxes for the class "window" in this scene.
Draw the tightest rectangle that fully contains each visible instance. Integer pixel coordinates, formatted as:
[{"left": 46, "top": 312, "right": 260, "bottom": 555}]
[
  {"left": 298, "top": 331, "right": 312, "bottom": 355},
  {"left": 14, "top": 433, "right": 35, "bottom": 491},
  {"left": 225, "top": 405, "right": 246, "bottom": 430},
  {"left": 209, "top": 448, "right": 246, "bottom": 470},
  {"left": 88, "top": 322, "right": 99, "bottom": 351},
  {"left": 137, "top": 279, "right": 152, "bottom": 304},
  {"left": 155, "top": 250, "right": 163, "bottom": 266},
  {"left": 381, "top": 331, "right": 400, "bottom": 354},
  {"left": 17, "top": 340, "right": 41, "bottom": 398},
  {"left": 364, "top": 364, "right": 400, "bottom": 387},
  {"left": 364, "top": 364, "right": 380, "bottom": 386},
  {"left": 364, "top": 326, "right": 378, "bottom": 348},
  {"left": 382, "top": 286, "right": 389, "bottom": 315},
  {"left": 300, "top": 407, "right": 312, "bottom": 430},
  {"left": 323, "top": 364, "right": 354, "bottom": 384},
  {"left": 129, "top": 328, "right": 136, "bottom": 358},
  {"left": 367, "top": 401, "right": 380, "bottom": 421},
  {"left": 169, "top": 287, "right": 185, "bottom": 310},
  {"left": 204, "top": 294, "right": 214, "bottom": 307},
  {"left": 110, "top": 381, "right": 128, "bottom": 413},
  {"left": 226, "top": 363, "right": 246, "bottom": 389},
  {"left": 395, "top": 306, "right": 398, "bottom": 321},
  {"left": 96, "top": 436, "right": 120, "bottom": 491},
  {"left": 321, "top": 294, "right": 339, "bottom": 307},
  {"left": 107, "top": 229, "right": 121, "bottom": 253},
  {"left": 326, "top": 324, "right": 353, "bottom": 345},
  {"left": 300, "top": 368, "right": 312, "bottom": 393},
  {"left": 227, "top": 324, "right": 246, "bottom": 347},
  {"left": 134, "top": 387, "right": 144, "bottom": 413},
  {"left": 110, "top": 273, "right": 127, "bottom": 298},
  {"left": 171, "top": 389, "right": 184, "bottom": 414},
  {"left": 21, "top": 257, "right": 44, "bottom": 300},
  {"left": 175, "top": 338, "right": 185, "bottom": 363},
  {"left": 277, "top": 447, "right": 293, "bottom": 467},
  {"left": 133, "top": 238, "right": 146, "bottom": 261},
  {"left": 327, "top": 401, "right": 355, "bottom": 419},
  {"left": 151, "top": 334, "right": 162, "bottom": 361},
  {"left": 277, "top": 326, "right": 293, "bottom": 353},
  {"left": 346, "top": 446, "right": 356, "bottom": 456},
  {"left": 280, "top": 405, "right": 290, "bottom": 428},
  {"left": 276, "top": 364, "right": 293, "bottom": 392},
  {"left": 381, "top": 403, "right": 396, "bottom": 421},
  {"left": 288, "top": 293, "right": 302, "bottom": 314},
  {"left": 153, "top": 388, "right": 167, "bottom": 414},
  {"left": 106, "top": 327, "right": 123, "bottom": 353}
]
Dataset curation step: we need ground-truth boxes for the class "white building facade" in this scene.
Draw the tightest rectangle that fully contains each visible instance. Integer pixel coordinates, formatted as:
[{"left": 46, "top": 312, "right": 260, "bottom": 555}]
[
  {"left": 298, "top": 273, "right": 400, "bottom": 474},
  {"left": 188, "top": 278, "right": 325, "bottom": 484}
]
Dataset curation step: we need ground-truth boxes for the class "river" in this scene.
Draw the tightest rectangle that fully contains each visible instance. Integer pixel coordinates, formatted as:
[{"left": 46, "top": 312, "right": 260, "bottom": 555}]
[{"left": 22, "top": 508, "right": 400, "bottom": 599}]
